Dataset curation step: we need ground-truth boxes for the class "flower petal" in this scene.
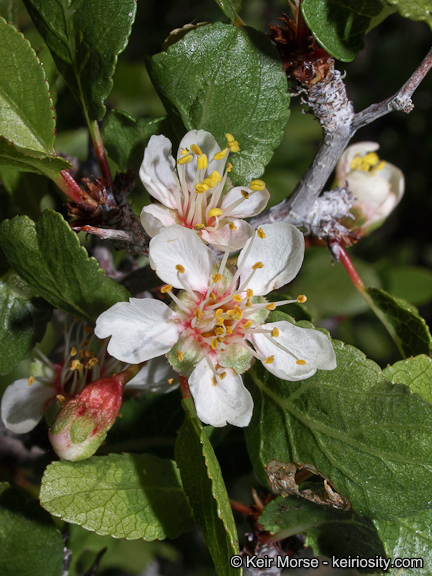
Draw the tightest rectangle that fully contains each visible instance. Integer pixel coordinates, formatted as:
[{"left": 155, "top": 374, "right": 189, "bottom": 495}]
[
  {"left": 149, "top": 225, "right": 212, "bottom": 292},
  {"left": 249, "top": 321, "right": 337, "bottom": 381},
  {"left": 238, "top": 222, "right": 304, "bottom": 295},
  {"left": 139, "top": 135, "right": 178, "bottom": 209},
  {"left": 221, "top": 186, "right": 270, "bottom": 218},
  {"left": 188, "top": 358, "right": 253, "bottom": 427},
  {"left": 126, "top": 356, "right": 179, "bottom": 393},
  {"left": 140, "top": 204, "right": 178, "bottom": 237},
  {"left": 1, "top": 378, "right": 53, "bottom": 433},
  {"left": 336, "top": 141, "right": 379, "bottom": 183},
  {"left": 178, "top": 130, "right": 225, "bottom": 184},
  {"left": 95, "top": 298, "right": 182, "bottom": 364},
  {"left": 201, "top": 219, "right": 253, "bottom": 251}
]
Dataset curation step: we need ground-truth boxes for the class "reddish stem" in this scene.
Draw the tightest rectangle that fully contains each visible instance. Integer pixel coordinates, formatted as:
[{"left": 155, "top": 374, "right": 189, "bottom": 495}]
[
  {"left": 89, "top": 121, "right": 112, "bottom": 187},
  {"left": 58, "top": 170, "right": 86, "bottom": 204},
  {"left": 179, "top": 375, "right": 191, "bottom": 400},
  {"left": 333, "top": 241, "right": 365, "bottom": 293},
  {"left": 230, "top": 499, "right": 255, "bottom": 516}
]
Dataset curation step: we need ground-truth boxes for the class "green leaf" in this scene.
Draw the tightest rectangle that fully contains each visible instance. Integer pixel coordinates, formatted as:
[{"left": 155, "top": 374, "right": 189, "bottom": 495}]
[
  {"left": 0, "top": 17, "right": 70, "bottom": 176},
  {"left": 374, "top": 512, "right": 431, "bottom": 575},
  {"left": 385, "top": 0, "right": 432, "bottom": 29},
  {"left": 301, "top": 0, "right": 385, "bottom": 62},
  {"left": 260, "top": 496, "right": 386, "bottom": 559},
  {"left": 22, "top": 0, "right": 137, "bottom": 121},
  {"left": 0, "top": 273, "right": 52, "bottom": 375},
  {"left": 147, "top": 22, "right": 290, "bottom": 185},
  {"left": 213, "top": 0, "right": 242, "bottom": 23},
  {"left": 0, "top": 483, "right": 64, "bottom": 576},
  {"left": 367, "top": 287, "right": 432, "bottom": 358},
  {"left": 244, "top": 313, "right": 432, "bottom": 520},
  {"left": 290, "top": 248, "right": 382, "bottom": 319},
  {"left": 175, "top": 397, "right": 241, "bottom": 576},
  {"left": 40, "top": 453, "right": 194, "bottom": 540},
  {"left": 384, "top": 355, "right": 432, "bottom": 404},
  {"left": 104, "top": 110, "right": 167, "bottom": 171},
  {"left": 0, "top": 210, "right": 129, "bottom": 323},
  {"left": 385, "top": 265, "right": 432, "bottom": 307}
]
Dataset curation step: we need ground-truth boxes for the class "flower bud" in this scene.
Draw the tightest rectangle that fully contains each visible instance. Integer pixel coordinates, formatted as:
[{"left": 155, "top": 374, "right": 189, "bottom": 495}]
[
  {"left": 48, "top": 374, "right": 125, "bottom": 461},
  {"left": 335, "top": 142, "right": 404, "bottom": 236}
]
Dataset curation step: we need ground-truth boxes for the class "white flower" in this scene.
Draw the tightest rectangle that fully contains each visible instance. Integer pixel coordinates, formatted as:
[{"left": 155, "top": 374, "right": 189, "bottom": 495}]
[
  {"left": 139, "top": 129, "right": 270, "bottom": 250},
  {"left": 335, "top": 142, "right": 404, "bottom": 234},
  {"left": 95, "top": 223, "right": 337, "bottom": 428}
]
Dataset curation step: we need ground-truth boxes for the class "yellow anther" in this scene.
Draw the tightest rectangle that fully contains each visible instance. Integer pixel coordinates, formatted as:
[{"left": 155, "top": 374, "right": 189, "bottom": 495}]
[
  {"left": 84, "top": 326, "right": 94, "bottom": 333},
  {"left": 229, "top": 222, "right": 237, "bottom": 230},
  {"left": 234, "top": 305, "right": 243, "bottom": 318},
  {"left": 197, "top": 154, "right": 208, "bottom": 171},
  {"left": 243, "top": 320, "right": 253, "bottom": 329},
  {"left": 216, "top": 318, "right": 225, "bottom": 326},
  {"left": 241, "top": 189, "right": 250, "bottom": 199},
  {"left": 225, "top": 326, "right": 233, "bottom": 335},
  {"left": 227, "top": 162, "right": 232, "bottom": 172},
  {"left": 214, "top": 148, "right": 228, "bottom": 160},
  {"left": 70, "top": 359, "right": 83, "bottom": 371},
  {"left": 215, "top": 327, "right": 225, "bottom": 335},
  {"left": 70, "top": 346, "right": 77, "bottom": 357},
  {"left": 228, "top": 141, "right": 240, "bottom": 153},
  {"left": 209, "top": 292, "right": 216, "bottom": 300},
  {"left": 203, "top": 177, "right": 216, "bottom": 188},
  {"left": 177, "top": 154, "right": 193, "bottom": 165},
  {"left": 168, "top": 378, "right": 174, "bottom": 385},
  {"left": 296, "top": 359, "right": 307, "bottom": 365},
  {"left": 190, "top": 144, "right": 203, "bottom": 156},
  {"left": 28, "top": 376, "right": 35, "bottom": 386},
  {"left": 86, "top": 357, "right": 99, "bottom": 369},
  {"left": 265, "top": 356, "right": 275, "bottom": 364},
  {"left": 246, "top": 298, "right": 253, "bottom": 307},
  {"left": 212, "top": 273, "right": 223, "bottom": 283},
  {"left": 161, "top": 284, "right": 173, "bottom": 294},
  {"left": 210, "top": 170, "right": 222, "bottom": 183},
  {"left": 246, "top": 289, "right": 253, "bottom": 298},
  {"left": 252, "top": 262, "right": 264, "bottom": 269},
  {"left": 297, "top": 294, "right": 307, "bottom": 303},
  {"left": 195, "top": 183, "right": 209, "bottom": 193},
  {"left": 180, "top": 148, "right": 190, "bottom": 156},
  {"left": 375, "top": 160, "right": 386, "bottom": 171},
  {"left": 225, "top": 133, "right": 235, "bottom": 142},
  {"left": 271, "top": 327, "right": 280, "bottom": 337},
  {"left": 82, "top": 350, "right": 95, "bottom": 358},
  {"left": 226, "top": 309, "right": 235, "bottom": 316},
  {"left": 214, "top": 308, "right": 223, "bottom": 317},
  {"left": 257, "top": 228, "right": 266, "bottom": 239},
  {"left": 208, "top": 208, "right": 223, "bottom": 218},
  {"left": 176, "top": 264, "right": 185, "bottom": 274},
  {"left": 177, "top": 350, "right": 184, "bottom": 362},
  {"left": 211, "top": 338, "right": 218, "bottom": 350},
  {"left": 194, "top": 308, "right": 203, "bottom": 319},
  {"left": 56, "top": 394, "right": 66, "bottom": 404},
  {"left": 194, "top": 224, "right": 205, "bottom": 230},
  {"left": 266, "top": 302, "right": 276, "bottom": 310},
  {"left": 250, "top": 179, "right": 265, "bottom": 191},
  {"left": 219, "top": 372, "right": 227, "bottom": 380},
  {"left": 233, "top": 294, "right": 242, "bottom": 303}
]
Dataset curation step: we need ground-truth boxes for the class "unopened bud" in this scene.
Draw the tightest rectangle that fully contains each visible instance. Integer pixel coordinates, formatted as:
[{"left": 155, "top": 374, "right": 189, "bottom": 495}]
[
  {"left": 48, "top": 374, "right": 125, "bottom": 461},
  {"left": 335, "top": 142, "right": 404, "bottom": 236}
]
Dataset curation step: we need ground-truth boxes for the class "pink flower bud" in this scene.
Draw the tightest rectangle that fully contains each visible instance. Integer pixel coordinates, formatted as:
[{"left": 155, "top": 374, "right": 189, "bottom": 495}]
[{"left": 48, "top": 374, "right": 125, "bottom": 461}]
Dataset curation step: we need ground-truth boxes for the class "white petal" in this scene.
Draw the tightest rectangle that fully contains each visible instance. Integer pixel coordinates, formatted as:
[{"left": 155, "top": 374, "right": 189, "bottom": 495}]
[
  {"left": 250, "top": 321, "right": 337, "bottom": 381},
  {"left": 149, "top": 225, "right": 212, "bottom": 292},
  {"left": 1, "top": 378, "right": 53, "bottom": 433},
  {"left": 238, "top": 222, "right": 304, "bottom": 295},
  {"left": 126, "top": 356, "right": 179, "bottom": 393},
  {"left": 140, "top": 204, "right": 177, "bottom": 237},
  {"left": 178, "top": 130, "right": 224, "bottom": 184},
  {"left": 95, "top": 298, "right": 182, "bottom": 363},
  {"left": 189, "top": 358, "right": 253, "bottom": 427},
  {"left": 221, "top": 186, "right": 270, "bottom": 218},
  {"left": 139, "top": 135, "right": 178, "bottom": 209},
  {"left": 201, "top": 219, "right": 253, "bottom": 250}
]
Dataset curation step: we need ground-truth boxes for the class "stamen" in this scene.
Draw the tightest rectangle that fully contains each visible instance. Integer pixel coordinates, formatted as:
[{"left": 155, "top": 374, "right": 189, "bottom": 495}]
[
  {"left": 70, "top": 346, "right": 77, "bottom": 357},
  {"left": 227, "top": 162, "right": 232, "bottom": 172},
  {"left": 177, "top": 154, "right": 193, "bottom": 165},
  {"left": 176, "top": 264, "right": 185, "bottom": 274},
  {"left": 190, "top": 144, "right": 203, "bottom": 156},
  {"left": 252, "top": 262, "right": 264, "bottom": 269},
  {"left": 56, "top": 394, "right": 66, "bottom": 404},
  {"left": 194, "top": 224, "right": 205, "bottom": 230},
  {"left": 208, "top": 208, "right": 223, "bottom": 218},
  {"left": 225, "top": 133, "right": 235, "bottom": 142},
  {"left": 297, "top": 294, "right": 307, "bottom": 303},
  {"left": 195, "top": 183, "right": 209, "bottom": 193},
  {"left": 213, "top": 148, "right": 228, "bottom": 160},
  {"left": 210, "top": 170, "right": 222, "bottom": 183},
  {"left": 250, "top": 179, "right": 265, "bottom": 191},
  {"left": 168, "top": 378, "right": 174, "bottom": 385},
  {"left": 271, "top": 327, "right": 279, "bottom": 337},
  {"left": 241, "top": 190, "right": 250, "bottom": 199},
  {"left": 243, "top": 320, "right": 253, "bottom": 329},
  {"left": 246, "top": 289, "right": 253, "bottom": 298},
  {"left": 266, "top": 303, "right": 276, "bottom": 310},
  {"left": 161, "top": 284, "right": 173, "bottom": 294},
  {"left": 265, "top": 356, "right": 274, "bottom": 364},
  {"left": 257, "top": 228, "right": 266, "bottom": 239},
  {"left": 233, "top": 294, "right": 242, "bottom": 303},
  {"left": 28, "top": 376, "right": 35, "bottom": 386},
  {"left": 177, "top": 350, "right": 184, "bottom": 362},
  {"left": 211, "top": 338, "right": 219, "bottom": 350},
  {"left": 296, "top": 359, "right": 306, "bottom": 365},
  {"left": 194, "top": 308, "right": 203, "bottom": 319},
  {"left": 214, "top": 327, "right": 225, "bottom": 335},
  {"left": 229, "top": 222, "right": 237, "bottom": 230},
  {"left": 219, "top": 372, "right": 227, "bottom": 380},
  {"left": 197, "top": 154, "right": 208, "bottom": 171},
  {"left": 212, "top": 273, "right": 223, "bottom": 283},
  {"left": 86, "top": 357, "right": 99, "bottom": 369},
  {"left": 214, "top": 308, "right": 223, "bottom": 317}
]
